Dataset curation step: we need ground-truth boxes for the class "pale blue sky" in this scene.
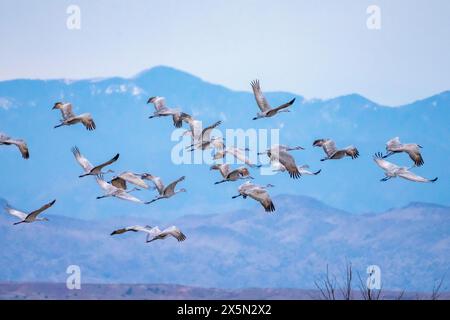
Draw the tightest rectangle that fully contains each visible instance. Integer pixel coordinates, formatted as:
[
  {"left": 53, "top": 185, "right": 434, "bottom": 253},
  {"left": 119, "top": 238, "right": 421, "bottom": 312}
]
[{"left": 1, "top": 0, "right": 450, "bottom": 105}]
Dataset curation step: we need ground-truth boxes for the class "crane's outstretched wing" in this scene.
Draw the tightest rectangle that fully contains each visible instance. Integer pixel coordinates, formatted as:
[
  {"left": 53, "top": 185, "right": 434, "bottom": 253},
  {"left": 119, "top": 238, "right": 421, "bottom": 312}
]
[
  {"left": 118, "top": 172, "right": 149, "bottom": 189},
  {"left": 227, "top": 148, "right": 259, "bottom": 167},
  {"left": 96, "top": 176, "right": 117, "bottom": 193},
  {"left": 148, "top": 97, "right": 168, "bottom": 111},
  {"left": 160, "top": 226, "right": 187, "bottom": 242},
  {"left": 114, "top": 191, "right": 145, "bottom": 203},
  {"left": 405, "top": 148, "right": 424, "bottom": 167},
  {"left": 60, "top": 103, "right": 76, "bottom": 120},
  {"left": 345, "top": 146, "right": 360, "bottom": 159},
  {"left": 398, "top": 171, "right": 438, "bottom": 183},
  {"left": 10, "top": 139, "right": 29, "bottom": 159},
  {"left": 322, "top": 140, "right": 337, "bottom": 157},
  {"left": 0, "top": 134, "right": 30, "bottom": 159},
  {"left": 201, "top": 120, "right": 222, "bottom": 142},
  {"left": 266, "top": 98, "right": 295, "bottom": 116},
  {"left": 5, "top": 206, "right": 27, "bottom": 220},
  {"left": 142, "top": 174, "right": 165, "bottom": 195},
  {"left": 75, "top": 113, "right": 96, "bottom": 131},
  {"left": 217, "top": 164, "right": 230, "bottom": 178},
  {"left": 72, "top": 146, "right": 94, "bottom": 173},
  {"left": 26, "top": 199, "right": 56, "bottom": 220},
  {"left": 250, "top": 79, "right": 271, "bottom": 112},
  {"left": 164, "top": 176, "right": 185, "bottom": 196},
  {"left": 373, "top": 153, "right": 399, "bottom": 172},
  {"left": 111, "top": 177, "right": 127, "bottom": 190},
  {"left": 247, "top": 187, "right": 275, "bottom": 212},
  {"left": 110, "top": 225, "right": 148, "bottom": 235},
  {"left": 92, "top": 153, "right": 120, "bottom": 172},
  {"left": 278, "top": 150, "right": 301, "bottom": 179},
  {"left": 386, "top": 137, "right": 401, "bottom": 150}
]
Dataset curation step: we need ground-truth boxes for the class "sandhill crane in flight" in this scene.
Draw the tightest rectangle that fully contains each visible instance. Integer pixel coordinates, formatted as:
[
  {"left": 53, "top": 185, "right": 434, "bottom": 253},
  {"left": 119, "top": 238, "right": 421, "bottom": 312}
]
[
  {"left": 143, "top": 175, "right": 187, "bottom": 204},
  {"left": 313, "top": 139, "right": 359, "bottom": 161},
  {"left": 5, "top": 199, "right": 56, "bottom": 225},
  {"left": 71, "top": 146, "right": 119, "bottom": 178},
  {"left": 258, "top": 145, "right": 304, "bottom": 179},
  {"left": 109, "top": 172, "right": 150, "bottom": 190},
  {"left": 250, "top": 79, "right": 295, "bottom": 120},
  {"left": 147, "top": 96, "right": 185, "bottom": 128},
  {"left": 111, "top": 225, "right": 186, "bottom": 243},
  {"left": 383, "top": 137, "right": 424, "bottom": 167},
  {"left": 0, "top": 132, "right": 29, "bottom": 159},
  {"left": 179, "top": 113, "right": 202, "bottom": 142},
  {"left": 52, "top": 102, "right": 96, "bottom": 130},
  {"left": 272, "top": 163, "right": 321, "bottom": 176},
  {"left": 210, "top": 164, "right": 254, "bottom": 184},
  {"left": 95, "top": 176, "right": 144, "bottom": 203},
  {"left": 213, "top": 147, "right": 261, "bottom": 168},
  {"left": 186, "top": 120, "right": 222, "bottom": 151},
  {"left": 373, "top": 153, "right": 437, "bottom": 183},
  {"left": 232, "top": 181, "right": 275, "bottom": 212}
]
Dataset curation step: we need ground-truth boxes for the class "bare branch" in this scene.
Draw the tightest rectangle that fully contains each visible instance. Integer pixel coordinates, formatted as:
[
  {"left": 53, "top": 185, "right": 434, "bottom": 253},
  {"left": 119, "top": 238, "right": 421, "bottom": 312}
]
[
  {"left": 395, "top": 290, "right": 405, "bottom": 300},
  {"left": 339, "top": 260, "right": 353, "bottom": 300},
  {"left": 314, "top": 264, "right": 337, "bottom": 300},
  {"left": 431, "top": 275, "right": 445, "bottom": 300}
]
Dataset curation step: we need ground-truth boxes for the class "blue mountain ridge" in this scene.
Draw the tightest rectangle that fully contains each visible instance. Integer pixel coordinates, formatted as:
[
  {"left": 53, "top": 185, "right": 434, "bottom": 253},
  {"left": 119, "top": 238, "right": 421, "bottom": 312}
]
[{"left": 0, "top": 194, "right": 448, "bottom": 291}]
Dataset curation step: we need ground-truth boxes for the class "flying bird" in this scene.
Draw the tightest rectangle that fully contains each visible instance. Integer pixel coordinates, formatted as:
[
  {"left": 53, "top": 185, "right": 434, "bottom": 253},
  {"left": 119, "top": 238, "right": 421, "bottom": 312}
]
[
  {"left": 383, "top": 137, "right": 424, "bottom": 167},
  {"left": 313, "top": 139, "right": 359, "bottom": 161},
  {"left": 95, "top": 176, "right": 144, "bottom": 203},
  {"left": 5, "top": 199, "right": 56, "bottom": 225},
  {"left": 0, "top": 132, "right": 29, "bottom": 159},
  {"left": 109, "top": 172, "right": 150, "bottom": 190},
  {"left": 143, "top": 175, "right": 187, "bottom": 204},
  {"left": 373, "top": 153, "right": 437, "bottom": 183},
  {"left": 111, "top": 225, "right": 186, "bottom": 243},
  {"left": 71, "top": 146, "right": 119, "bottom": 178},
  {"left": 258, "top": 145, "right": 304, "bottom": 179},
  {"left": 232, "top": 181, "right": 275, "bottom": 212},
  {"left": 179, "top": 113, "right": 203, "bottom": 143},
  {"left": 186, "top": 120, "right": 222, "bottom": 151},
  {"left": 52, "top": 102, "right": 96, "bottom": 130},
  {"left": 213, "top": 147, "right": 261, "bottom": 168},
  {"left": 250, "top": 79, "right": 295, "bottom": 120},
  {"left": 147, "top": 96, "right": 185, "bottom": 128},
  {"left": 272, "top": 163, "right": 321, "bottom": 176},
  {"left": 210, "top": 164, "right": 253, "bottom": 184}
]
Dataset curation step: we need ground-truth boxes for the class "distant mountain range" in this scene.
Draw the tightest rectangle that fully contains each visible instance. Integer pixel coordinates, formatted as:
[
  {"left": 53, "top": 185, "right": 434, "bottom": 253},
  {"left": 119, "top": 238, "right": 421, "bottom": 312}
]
[{"left": 0, "top": 195, "right": 449, "bottom": 292}]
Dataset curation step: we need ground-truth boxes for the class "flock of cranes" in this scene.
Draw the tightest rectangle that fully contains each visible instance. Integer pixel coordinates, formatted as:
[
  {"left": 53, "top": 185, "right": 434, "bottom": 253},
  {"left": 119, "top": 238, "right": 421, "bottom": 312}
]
[{"left": 1, "top": 79, "right": 438, "bottom": 244}]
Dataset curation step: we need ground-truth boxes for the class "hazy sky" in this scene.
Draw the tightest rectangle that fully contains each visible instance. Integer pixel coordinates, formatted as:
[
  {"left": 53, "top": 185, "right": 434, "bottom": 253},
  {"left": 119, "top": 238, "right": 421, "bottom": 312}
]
[{"left": 1, "top": 0, "right": 450, "bottom": 105}]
